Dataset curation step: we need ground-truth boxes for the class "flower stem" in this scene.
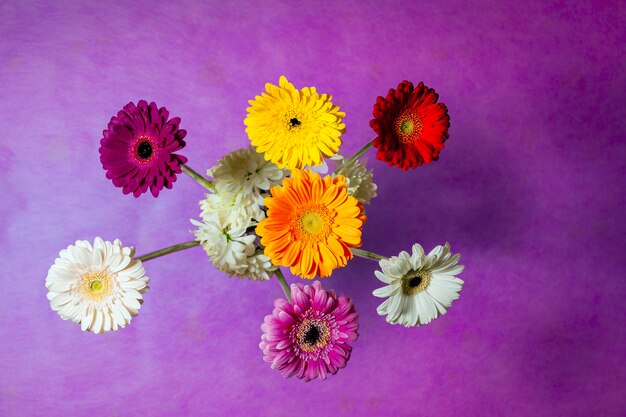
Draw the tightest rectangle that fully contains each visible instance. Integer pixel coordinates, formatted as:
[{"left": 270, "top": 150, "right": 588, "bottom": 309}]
[
  {"left": 137, "top": 240, "right": 201, "bottom": 262},
  {"left": 334, "top": 139, "right": 374, "bottom": 176},
  {"left": 274, "top": 268, "right": 292, "bottom": 303},
  {"left": 181, "top": 164, "right": 216, "bottom": 192},
  {"left": 351, "top": 248, "right": 387, "bottom": 262}
]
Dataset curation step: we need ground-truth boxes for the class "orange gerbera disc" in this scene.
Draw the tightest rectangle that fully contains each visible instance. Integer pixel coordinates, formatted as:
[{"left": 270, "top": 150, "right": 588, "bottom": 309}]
[{"left": 256, "top": 169, "right": 365, "bottom": 279}]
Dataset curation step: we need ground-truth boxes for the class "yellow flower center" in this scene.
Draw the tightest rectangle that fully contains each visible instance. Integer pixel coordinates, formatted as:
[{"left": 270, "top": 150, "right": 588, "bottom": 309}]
[
  {"left": 80, "top": 271, "right": 113, "bottom": 301},
  {"left": 90, "top": 280, "right": 103, "bottom": 292},
  {"left": 294, "top": 205, "right": 332, "bottom": 243},
  {"left": 401, "top": 270, "right": 432, "bottom": 295},
  {"left": 301, "top": 212, "right": 324, "bottom": 234}
]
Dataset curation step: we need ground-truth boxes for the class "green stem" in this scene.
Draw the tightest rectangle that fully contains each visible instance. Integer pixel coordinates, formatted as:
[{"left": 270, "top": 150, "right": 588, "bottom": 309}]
[
  {"left": 275, "top": 268, "right": 292, "bottom": 303},
  {"left": 334, "top": 139, "right": 374, "bottom": 176},
  {"left": 351, "top": 248, "right": 387, "bottom": 262},
  {"left": 181, "top": 164, "right": 216, "bottom": 192},
  {"left": 137, "top": 240, "right": 201, "bottom": 262}
]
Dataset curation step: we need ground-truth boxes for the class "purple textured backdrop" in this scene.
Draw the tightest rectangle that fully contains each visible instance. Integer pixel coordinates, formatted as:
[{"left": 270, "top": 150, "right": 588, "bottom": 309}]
[{"left": 1, "top": 0, "right": 625, "bottom": 416}]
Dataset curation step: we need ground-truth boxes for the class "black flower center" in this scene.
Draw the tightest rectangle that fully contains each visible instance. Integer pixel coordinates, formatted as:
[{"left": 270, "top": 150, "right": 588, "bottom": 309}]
[
  {"left": 303, "top": 325, "right": 320, "bottom": 345},
  {"left": 137, "top": 141, "right": 153, "bottom": 159},
  {"left": 289, "top": 117, "right": 302, "bottom": 127},
  {"left": 408, "top": 276, "right": 422, "bottom": 287},
  {"left": 401, "top": 270, "right": 432, "bottom": 295}
]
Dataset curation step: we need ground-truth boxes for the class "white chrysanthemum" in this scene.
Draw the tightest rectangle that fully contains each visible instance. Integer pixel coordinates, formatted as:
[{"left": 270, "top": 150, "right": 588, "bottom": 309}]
[
  {"left": 215, "top": 251, "right": 276, "bottom": 281},
  {"left": 199, "top": 191, "right": 264, "bottom": 229},
  {"left": 372, "top": 243, "right": 464, "bottom": 327},
  {"left": 240, "top": 252, "right": 276, "bottom": 281},
  {"left": 208, "top": 146, "right": 285, "bottom": 204},
  {"left": 191, "top": 213, "right": 256, "bottom": 273},
  {"left": 335, "top": 158, "right": 377, "bottom": 205},
  {"left": 45, "top": 237, "right": 149, "bottom": 334}
]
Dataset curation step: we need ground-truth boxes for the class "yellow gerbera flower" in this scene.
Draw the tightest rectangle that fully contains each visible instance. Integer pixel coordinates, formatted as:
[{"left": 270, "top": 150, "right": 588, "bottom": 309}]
[
  {"left": 245, "top": 76, "right": 346, "bottom": 170},
  {"left": 256, "top": 169, "right": 365, "bottom": 279}
]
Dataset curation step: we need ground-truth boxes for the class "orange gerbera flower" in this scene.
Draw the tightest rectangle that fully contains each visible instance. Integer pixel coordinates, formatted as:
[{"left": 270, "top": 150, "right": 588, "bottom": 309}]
[{"left": 256, "top": 169, "right": 365, "bottom": 279}]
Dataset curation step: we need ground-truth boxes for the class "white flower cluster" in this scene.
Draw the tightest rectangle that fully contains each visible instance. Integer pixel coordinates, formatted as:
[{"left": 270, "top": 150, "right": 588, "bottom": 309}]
[
  {"left": 333, "top": 154, "right": 378, "bottom": 205},
  {"left": 192, "top": 147, "right": 285, "bottom": 281}
]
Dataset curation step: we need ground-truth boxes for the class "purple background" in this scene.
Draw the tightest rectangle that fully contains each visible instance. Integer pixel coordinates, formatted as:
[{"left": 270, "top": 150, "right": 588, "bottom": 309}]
[{"left": 1, "top": 0, "right": 625, "bottom": 416}]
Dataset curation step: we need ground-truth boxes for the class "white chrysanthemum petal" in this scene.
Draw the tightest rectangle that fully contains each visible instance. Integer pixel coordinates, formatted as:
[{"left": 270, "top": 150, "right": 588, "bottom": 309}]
[
  {"left": 45, "top": 238, "right": 149, "bottom": 333},
  {"left": 373, "top": 243, "right": 464, "bottom": 328},
  {"left": 192, "top": 212, "right": 258, "bottom": 274},
  {"left": 333, "top": 156, "right": 377, "bottom": 205}
]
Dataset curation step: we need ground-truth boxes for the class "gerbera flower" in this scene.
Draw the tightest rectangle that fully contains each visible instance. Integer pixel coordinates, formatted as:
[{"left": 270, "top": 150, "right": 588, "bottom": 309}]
[
  {"left": 99, "top": 100, "right": 188, "bottom": 197},
  {"left": 260, "top": 281, "right": 359, "bottom": 381},
  {"left": 45, "top": 237, "right": 149, "bottom": 333},
  {"left": 371, "top": 81, "right": 450, "bottom": 170},
  {"left": 256, "top": 169, "right": 364, "bottom": 279},
  {"left": 245, "top": 76, "right": 345, "bottom": 170},
  {"left": 373, "top": 243, "right": 464, "bottom": 327},
  {"left": 208, "top": 146, "right": 285, "bottom": 203}
]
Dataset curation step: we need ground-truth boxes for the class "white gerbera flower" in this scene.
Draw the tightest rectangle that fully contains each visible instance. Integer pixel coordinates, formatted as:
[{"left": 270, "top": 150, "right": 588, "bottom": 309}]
[
  {"left": 199, "top": 191, "right": 264, "bottom": 229},
  {"left": 208, "top": 146, "right": 284, "bottom": 203},
  {"left": 334, "top": 157, "right": 377, "bottom": 205},
  {"left": 191, "top": 213, "right": 256, "bottom": 273},
  {"left": 372, "top": 243, "right": 464, "bottom": 327},
  {"left": 45, "top": 237, "right": 149, "bottom": 334}
]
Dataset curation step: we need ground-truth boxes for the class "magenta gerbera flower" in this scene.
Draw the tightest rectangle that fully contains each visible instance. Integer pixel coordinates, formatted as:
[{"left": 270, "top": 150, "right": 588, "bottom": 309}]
[
  {"left": 260, "top": 281, "right": 359, "bottom": 381},
  {"left": 99, "top": 101, "right": 188, "bottom": 197}
]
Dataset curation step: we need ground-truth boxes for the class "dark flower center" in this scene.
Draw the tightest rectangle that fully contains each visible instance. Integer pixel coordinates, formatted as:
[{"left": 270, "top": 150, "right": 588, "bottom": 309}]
[
  {"left": 295, "top": 318, "right": 331, "bottom": 352},
  {"left": 408, "top": 276, "right": 422, "bottom": 287},
  {"left": 289, "top": 117, "right": 302, "bottom": 127},
  {"left": 401, "top": 270, "right": 432, "bottom": 295},
  {"left": 303, "top": 325, "right": 321, "bottom": 345},
  {"left": 137, "top": 141, "right": 153, "bottom": 159}
]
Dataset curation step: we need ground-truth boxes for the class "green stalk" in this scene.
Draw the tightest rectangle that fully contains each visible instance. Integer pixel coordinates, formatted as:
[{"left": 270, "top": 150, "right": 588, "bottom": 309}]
[
  {"left": 334, "top": 139, "right": 374, "bottom": 176},
  {"left": 275, "top": 268, "right": 292, "bottom": 303},
  {"left": 181, "top": 164, "right": 216, "bottom": 192},
  {"left": 351, "top": 248, "right": 387, "bottom": 262},
  {"left": 137, "top": 240, "right": 201, "bottom": 262}
]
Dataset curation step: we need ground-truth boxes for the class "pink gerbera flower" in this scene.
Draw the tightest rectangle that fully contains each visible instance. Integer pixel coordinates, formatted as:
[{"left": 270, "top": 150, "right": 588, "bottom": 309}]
[
  {"left": 99, "top": 101, "right": 188, "bottom": 197},
  {"left": 260, "top": 281, "right": 359, "bottom": 381}
]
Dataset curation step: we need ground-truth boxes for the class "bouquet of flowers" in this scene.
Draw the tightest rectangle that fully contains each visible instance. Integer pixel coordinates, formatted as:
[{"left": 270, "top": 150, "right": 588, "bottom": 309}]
[{"left": 45, "top": 77, "right": 464, "bottom": 382}]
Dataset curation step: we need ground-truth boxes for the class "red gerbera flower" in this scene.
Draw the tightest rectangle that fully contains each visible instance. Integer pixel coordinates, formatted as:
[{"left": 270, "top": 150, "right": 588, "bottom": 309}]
[
  {"left": 370, "top": 81, "right": 450, "bottom": 170},
  {"left": 99, "top": 101, "right": 188, "bottom": 197}
]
